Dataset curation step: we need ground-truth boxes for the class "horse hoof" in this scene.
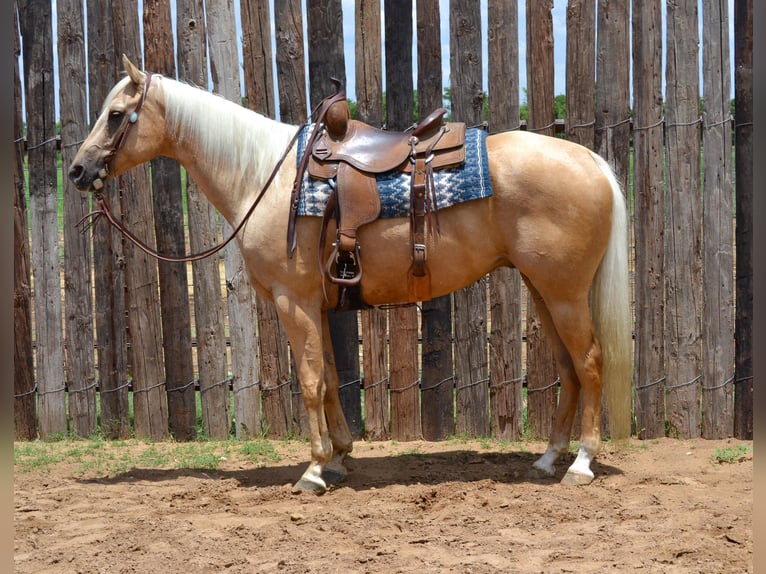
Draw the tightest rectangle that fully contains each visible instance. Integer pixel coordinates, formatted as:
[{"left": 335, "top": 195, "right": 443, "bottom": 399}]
[
  {"left": 561, "top": 470, "right": 594, "bottom": 486},
  {"left": 527, "top": 466, "right": 555, "bottom": 480},
  {"left": 321, "top": 467, "right": 347, "bottom": 486},
  {"left": 527, "top": 460, "right": 556, "bottom": 479},
  {"left": 292, "top": 477, "right": 327, "bottom": 495}
]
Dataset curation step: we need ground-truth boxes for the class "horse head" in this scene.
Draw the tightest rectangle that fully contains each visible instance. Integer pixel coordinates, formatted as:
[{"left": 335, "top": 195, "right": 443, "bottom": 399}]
[{"left": 69, "top": 54, "right": 165, "bottom": 193}]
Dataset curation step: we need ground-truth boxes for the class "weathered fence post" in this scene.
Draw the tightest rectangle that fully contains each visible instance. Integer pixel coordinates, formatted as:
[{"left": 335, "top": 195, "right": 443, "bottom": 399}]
[
  {"left": 487, "top": 0, "right": 524, "bottom": 441},
  {"left": 176, "top": 0, "right": 231, "bottom": 442},
  {"left": 524, "top": 0, "right": 558, "bottom": 439},
  {"left": 357, "top": 0, "right": 389, "bottom": 441},
  {"left": 416, "top": 0, "right": 454, "bottom": 441},
  {"left": 19, "top": 0, "right": 67, "bottom": 439},
  {"left": 565, "top": 0, "right": 596, "bottom": 149},
  {"left": 144, "top": 0, "right": 197, "bottom": 442},
  {"left": 59, "top": 0, "right": 98, "bottom": 439},
  {"left": 733, "top": 0, "right": 753, "bottom": 439},
  {"left": 205, "top": 0, "right": 259, "bottom": 440},
  {"left": 665, "top": 0, "right": 703, "bottom": 438},
  {"left": 274, "top": 0, "right": 308, "bottom": 127},
  {"left": 596, "top": 0, "right": 631, "bottom": 439},
  {"left": 241, "top": 0, "right": 277, "bottom": 116},
  {"left": 596, "top": 1, "right": 631, "bottom": 193},
  {"left": 632, "top": 0, "right": 666, "bottom": 439},
  {"left": 112, "top": 0, "right": 169, "bottom": 441},
  {"left": 451, "top": 0, "right": 489, "bottom": 437},
  {"left": 385, "top": 0, "right": 420, "bottom": 441},
  {"left": 87, "top": 0, "right": 130, "bottom": 440},
  {"left": 13, "top": 7, "right": 36, "bottom": 440},
  {"left": 701, "top": 0, "right": 735, "bottom": 438}
]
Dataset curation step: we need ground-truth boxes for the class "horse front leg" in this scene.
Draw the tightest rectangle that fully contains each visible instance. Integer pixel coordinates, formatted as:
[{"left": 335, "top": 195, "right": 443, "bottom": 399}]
[
  {"left": 320, "top": 311, "right": 354, "bottom": 485},
  {"left": 272, "top": 295, "right": 332, "bottom": 494}
]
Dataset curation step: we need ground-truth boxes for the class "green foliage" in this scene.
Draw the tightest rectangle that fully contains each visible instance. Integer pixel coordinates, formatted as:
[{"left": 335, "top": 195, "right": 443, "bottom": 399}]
[
  {"left": 554, "top": 94, "right": 566, "bottom": 119},
  {"left": 711, "top": 443, "right": 751, "bottom": 464},
  {"left": 14, "top": 436, "right": 284, "bottom": 477}
]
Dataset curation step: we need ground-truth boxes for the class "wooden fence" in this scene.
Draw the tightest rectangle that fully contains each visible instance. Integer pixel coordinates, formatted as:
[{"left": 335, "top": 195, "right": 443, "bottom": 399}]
[{"left": 14, "top": 0, "right": 753, "bottom": 443}]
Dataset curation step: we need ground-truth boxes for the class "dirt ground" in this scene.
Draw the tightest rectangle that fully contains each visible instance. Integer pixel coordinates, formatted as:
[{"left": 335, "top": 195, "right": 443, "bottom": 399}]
[{"left": 15, "top": 437, "right": 752, "bottom": 574}]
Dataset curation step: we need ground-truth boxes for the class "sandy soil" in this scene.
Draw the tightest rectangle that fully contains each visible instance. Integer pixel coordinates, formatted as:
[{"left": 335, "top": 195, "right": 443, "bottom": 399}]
[{"left": 14, "top": 437, "right": 752, "bottom": 573}]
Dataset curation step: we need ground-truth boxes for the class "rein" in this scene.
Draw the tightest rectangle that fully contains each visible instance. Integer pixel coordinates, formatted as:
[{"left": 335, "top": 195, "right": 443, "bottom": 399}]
[{"left": 79, "top": 111, "right": 305, "bottom": 264}]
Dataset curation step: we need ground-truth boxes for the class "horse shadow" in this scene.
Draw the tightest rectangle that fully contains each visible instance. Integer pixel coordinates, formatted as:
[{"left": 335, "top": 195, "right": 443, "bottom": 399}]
[{"left": 80, "top": 447, "right": 624, "bottom": 492}]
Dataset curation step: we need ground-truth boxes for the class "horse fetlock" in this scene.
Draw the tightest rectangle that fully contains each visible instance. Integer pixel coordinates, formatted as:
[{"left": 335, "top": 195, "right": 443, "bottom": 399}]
[{"left": 530, "top": 455, "right": 557, "bottom": 477}]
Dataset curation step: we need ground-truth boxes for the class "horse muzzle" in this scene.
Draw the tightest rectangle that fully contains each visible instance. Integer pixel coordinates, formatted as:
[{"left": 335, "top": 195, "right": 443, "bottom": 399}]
[{"left": 68, "top": 162, "right": 109, "bottom": 193}]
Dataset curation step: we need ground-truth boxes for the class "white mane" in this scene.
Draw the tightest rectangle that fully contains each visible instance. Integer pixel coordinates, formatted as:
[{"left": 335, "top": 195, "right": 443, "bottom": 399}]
[{"left": 161, "top": 77, "right": 298, "bottom": 192}]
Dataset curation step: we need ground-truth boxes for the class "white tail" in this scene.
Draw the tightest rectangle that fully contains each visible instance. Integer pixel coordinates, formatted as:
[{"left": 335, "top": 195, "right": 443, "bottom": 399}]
[{"left": 590, "top": 154, "right": 633, "bottom": 440}]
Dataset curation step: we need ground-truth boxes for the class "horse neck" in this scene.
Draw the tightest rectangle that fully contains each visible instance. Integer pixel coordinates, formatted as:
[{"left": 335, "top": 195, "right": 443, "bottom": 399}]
[{"left": 161, "top": 79, "right": 298, "bottom": 226}]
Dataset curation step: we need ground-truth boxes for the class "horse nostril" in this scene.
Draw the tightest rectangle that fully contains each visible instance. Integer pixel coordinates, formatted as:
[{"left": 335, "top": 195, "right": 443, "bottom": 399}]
[{"left": 68, "top": 164, "right": 84, "bottom": 183}]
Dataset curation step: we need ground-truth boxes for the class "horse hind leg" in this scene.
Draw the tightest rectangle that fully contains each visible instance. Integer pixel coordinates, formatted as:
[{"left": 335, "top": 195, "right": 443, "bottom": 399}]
[
  {"left": 525, "top": 278, "right": 607, "bottom": 484},
  {"left": 524, "top": 280, "right": 583, "bottom": 481}
]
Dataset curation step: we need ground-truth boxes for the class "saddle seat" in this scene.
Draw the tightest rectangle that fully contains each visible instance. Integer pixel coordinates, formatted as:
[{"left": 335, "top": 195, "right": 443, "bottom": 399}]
[{"left": 312, "top": 107, "right": 452, "bottom": 174}]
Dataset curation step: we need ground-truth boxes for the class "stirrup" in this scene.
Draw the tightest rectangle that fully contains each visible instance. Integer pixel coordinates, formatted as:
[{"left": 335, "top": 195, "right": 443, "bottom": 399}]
[{"left": 325, "top": 241, "right": 363, "bottom": 287}]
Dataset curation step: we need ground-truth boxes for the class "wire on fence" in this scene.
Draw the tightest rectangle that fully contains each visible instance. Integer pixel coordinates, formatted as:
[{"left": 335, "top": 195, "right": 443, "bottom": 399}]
[
  {"left": 489, "top": 376, "right": 525, "bottom": 391},
  {"left": 338, "top": 378, "right": 363, "bottom": 391},
  {"left": 168, "top": 379, "right": 198, "bottom": 393},
  {"left": 701, "top": 375, "right": 735, "bottom": 391},
  {"left": 455, "top": 376, "right": 490, "bottom": 392},
  {"left": 665, "top": 374, "right": 702, "bottom": 391},
  {"left": 260, "top": 379, "right": 291, "bottom": 394},
  {"left": 132, "top": 380, "right": 170, "bottom": 395},
  {"left": 199, "top": 377, "right": 234, "bottom": 394},
  {"left": 66, "top": 381, "right": 99, "bottom": 395},
  {"left": 635, "top": 375, "right": 666, "bottom": 391},
  {"left": 567, "top": 119, "right": 596, "bottom": 130},
  {"left": 389, "top": 379, "right": 421, "bottom": 393},
  {"left": 36, "top": 384, "right": 67, "bottom": 397},
  {"left": 420, "top": 375, "right": 455, "bottom": 393},
  {"left": 364, "top": 377, "right": 390, "bottom": 391},
  {"left": 596, "top": 117, "right": 632, "bottom": 131},
  {"left": 233, "top": 379, "right": 260, "bottom": 394},
  {"left": 526, "top": 376, "right": 560, "bottom": 394},
  {"left": 100, "top": 380, "right": 133, "bottom": 395},
  {"left": 14, "top": 384, "right": 38, "bottom": 399}
]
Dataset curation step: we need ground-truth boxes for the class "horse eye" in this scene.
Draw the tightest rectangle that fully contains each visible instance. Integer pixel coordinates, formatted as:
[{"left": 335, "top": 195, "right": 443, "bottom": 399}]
[{"left": 108, "top": 110, "right": 124, "bottom": 132}]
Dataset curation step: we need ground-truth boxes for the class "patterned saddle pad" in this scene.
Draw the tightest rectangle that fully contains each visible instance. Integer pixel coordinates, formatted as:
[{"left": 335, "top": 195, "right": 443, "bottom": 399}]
[{"left": 295, "top": 124, "right": 493, "bottom": 218}]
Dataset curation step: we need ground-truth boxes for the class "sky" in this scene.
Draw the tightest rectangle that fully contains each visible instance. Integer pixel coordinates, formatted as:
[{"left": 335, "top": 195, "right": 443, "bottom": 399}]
[
  {"left": 34, "top": 0, "right": 735, "bottom": 119},
  {"left": 344, "top": 0, "right": 569, "bottom": 102}
]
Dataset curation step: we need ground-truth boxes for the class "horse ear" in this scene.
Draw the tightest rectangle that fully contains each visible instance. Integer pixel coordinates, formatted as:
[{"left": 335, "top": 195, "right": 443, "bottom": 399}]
[{"left": 122, "top": 54, "right": 145, "bottom": 86}]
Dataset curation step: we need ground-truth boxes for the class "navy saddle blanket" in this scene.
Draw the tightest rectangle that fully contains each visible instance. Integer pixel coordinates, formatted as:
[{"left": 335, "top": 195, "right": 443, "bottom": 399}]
[{"left": 294, "top": 123, "right": 493, "bottom": 218}]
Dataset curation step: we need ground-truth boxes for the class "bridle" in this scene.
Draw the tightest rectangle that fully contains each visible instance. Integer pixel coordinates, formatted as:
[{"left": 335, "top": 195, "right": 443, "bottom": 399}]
[
  {"left": 90, "top": 72, "right": 155, "bottom": 192},
  {"left": 79, "top": 72, "right": 305, "bottom": 264}
]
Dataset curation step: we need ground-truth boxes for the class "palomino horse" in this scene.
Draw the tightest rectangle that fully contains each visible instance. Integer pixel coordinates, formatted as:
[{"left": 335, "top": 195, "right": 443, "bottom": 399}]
[{"left": 70, "top": 56, "right": 632, "bottom": 494}]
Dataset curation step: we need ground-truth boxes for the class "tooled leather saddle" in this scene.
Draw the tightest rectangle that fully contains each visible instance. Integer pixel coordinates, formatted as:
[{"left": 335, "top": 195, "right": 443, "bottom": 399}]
[{"left": 288, "top": 87, "right": 467, "bottom": 308}]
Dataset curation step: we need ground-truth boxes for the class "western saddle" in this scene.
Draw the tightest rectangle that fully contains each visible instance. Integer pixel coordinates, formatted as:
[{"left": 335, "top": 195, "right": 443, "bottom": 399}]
[{"left": 288, "top": 87, "right": 467, "bottom": 308}]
